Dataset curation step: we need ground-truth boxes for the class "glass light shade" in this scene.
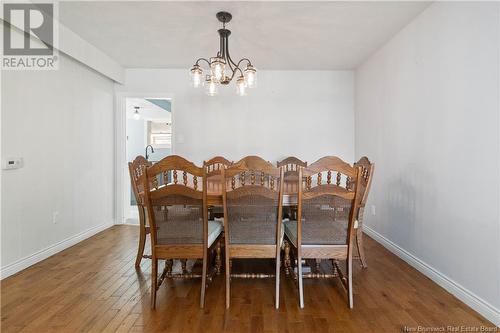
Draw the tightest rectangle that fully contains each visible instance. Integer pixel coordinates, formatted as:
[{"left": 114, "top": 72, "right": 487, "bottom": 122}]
[
  {"left": 205, "top": 77, "right": 218, "bottom": 96},
  {"left": 190, "top": 65, "right": 203, "bottom": 88},
  {"left": 236, "top": 76, "right": 247, "bottom": 96},
  {"left": 210, "top": 57, "right": 225, "bottom": 82},
  {"left": 244, "top": 65, "right": 257, "bottom": 88},
  {"left": 133, "top": 110, "right": 141, "bottom": 120}
]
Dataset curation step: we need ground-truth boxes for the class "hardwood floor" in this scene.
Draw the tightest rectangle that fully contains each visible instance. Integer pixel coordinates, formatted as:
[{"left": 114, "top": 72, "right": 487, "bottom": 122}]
[{"left": 1, "top": 225, "right": 493, "bottom": 332}]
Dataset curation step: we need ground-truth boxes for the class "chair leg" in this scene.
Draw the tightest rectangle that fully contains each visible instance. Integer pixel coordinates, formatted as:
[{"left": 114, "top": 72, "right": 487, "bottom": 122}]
[
  {"left": 347, "top": 256, "right": 353, "bottom": 309},
  {"left": 215, "top": 241, "right": 222, "bottom": 275},
  {"left": 135, "top": 209, "right": 147, "bottom": 269},
  {"left": 314, "top": 259, "right": 321, "bottom": 273},
  {"left": 225, "top": 256, "right": 231, "bottom": 309},
  {"left": 297, "top": 252, "right": 304, "bottom": 309},
  {"left": 151, "top": 257, "right": 158, "bottom": 309},
  {"left": 166, "top": 259, "right": 173, "bottom": 277},
  {"left": 356, "top": 227, "right": 367, "bottom": 268},
  {"left": 181, "top": 259, "right": 188, "bottom": 274},
  {"left": 200, "top": 250, "right": 208, "bottom": 308},
  {"left": 283, "top": 241, "right": 291, "bottom": 276},
  {"left": 275, "top": 248, "right": 281, "bottom": 309}
]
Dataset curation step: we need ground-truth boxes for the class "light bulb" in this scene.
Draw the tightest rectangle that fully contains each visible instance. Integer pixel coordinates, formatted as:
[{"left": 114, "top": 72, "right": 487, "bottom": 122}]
[
  {"left": 190, "top": 65, "right": 203, "bottom": 88},
  {"left": 236, "top": 76, "right": 247, "bottom": 96},
  {"left": 210, "top": 57, "right": 225, "bottom": 82},
  {"left": 244, "top": 65, "right": 257, "bottom": 88},
  {"left": 205, "top": 77, "right": 218, "bottom": 96}
]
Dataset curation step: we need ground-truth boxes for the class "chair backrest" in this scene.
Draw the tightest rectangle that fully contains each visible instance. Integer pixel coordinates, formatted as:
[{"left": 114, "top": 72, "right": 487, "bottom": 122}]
[
  {"left": 277, "top": 156, "right": 307, "bottom": 195},
  {"left": 203, "top": 156, "right": 233, "bottom": 177},
  {"left": 277, "top": 156, "right": 307, "bottom": 170},
  {"left": 353, "top": 156, "right": 374, "bottom": 208},
  {"left": 297, "top": 156, "right": 362, "bottom": 247},
  {"left": 222, "top": 156, "right": 284, "bottom": 245},
  {"left": 142, "top": 155, "right": 207, "bottom": 247},
  {"left": 128, "top": 155, "right": 151, "bottom": 206}
]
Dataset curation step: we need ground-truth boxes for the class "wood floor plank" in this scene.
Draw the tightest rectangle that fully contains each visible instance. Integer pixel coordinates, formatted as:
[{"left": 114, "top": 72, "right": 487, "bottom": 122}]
[{"left": 1, "top": 225, "right": 495, "bottom": 332}]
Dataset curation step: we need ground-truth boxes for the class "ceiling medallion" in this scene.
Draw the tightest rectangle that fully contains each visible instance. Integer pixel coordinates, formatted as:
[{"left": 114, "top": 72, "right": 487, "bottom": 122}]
[{"left": 190, "top": 11, "right": 257, "bottom": 96}]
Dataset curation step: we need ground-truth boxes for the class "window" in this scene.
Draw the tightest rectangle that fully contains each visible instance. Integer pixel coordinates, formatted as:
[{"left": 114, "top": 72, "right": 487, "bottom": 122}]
[{"left": 149, "top": 121, "right": 171, "bottom": 149}]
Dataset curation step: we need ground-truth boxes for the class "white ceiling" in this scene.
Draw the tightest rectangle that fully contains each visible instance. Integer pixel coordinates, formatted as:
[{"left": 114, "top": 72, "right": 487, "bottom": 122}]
[{"left": 59, "top": 1, "right": 430, "bottom": 70}]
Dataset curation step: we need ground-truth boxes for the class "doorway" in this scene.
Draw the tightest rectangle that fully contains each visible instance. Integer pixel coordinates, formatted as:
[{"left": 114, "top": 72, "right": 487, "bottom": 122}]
[{"left": 123, "top": 97, "right": 173, "bottom": 224}]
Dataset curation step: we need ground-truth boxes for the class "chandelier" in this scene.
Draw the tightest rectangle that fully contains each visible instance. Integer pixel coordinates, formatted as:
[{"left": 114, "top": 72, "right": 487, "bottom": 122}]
[{"left": 190, "top": 11, "right": 257, "bottom": 96}]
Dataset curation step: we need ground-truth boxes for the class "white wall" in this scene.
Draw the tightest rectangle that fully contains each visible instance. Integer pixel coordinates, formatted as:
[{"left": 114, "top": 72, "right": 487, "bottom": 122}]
[
  {"left": 116, "top": 69, "right": 354, "bottom": 165},
  {"left": 1, "top": 53, "right": 115, "bottom": 277},
  {"left": 355, "top": 2, "right": 500, "bottom": 325},
  {"left": 126, "top": 118, "right": 145, "bottom": 162},
  {"left": 4, "top": 8, "right": 124, "bottom": 83}
]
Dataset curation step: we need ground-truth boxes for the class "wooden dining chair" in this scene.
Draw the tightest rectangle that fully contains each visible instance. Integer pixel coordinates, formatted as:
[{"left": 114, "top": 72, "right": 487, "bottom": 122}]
[
  {"left": 142, "top": 155, "right": 223, "bottom": 309},
  {"left": 276, "top": 156, "right": 307, "bottom": 170},
  {"left": 204, "top": 156, "right": 233, "bottom": 177},
  {"left": 203, "top": 156, "right": 233, "bottom": 274},
  {"left": 353, "top": 156, "right": 374, "bottom": 268},
  {"left": 222, "top": 156, "right": 284, "bottom": 309},
  {"left": 203, "top": 156, "right": 233, "bottom": 219},
  {"left": 277, "top": 157, "right": 307, "bottom": 220},
  {"left": 128, "top": 155, "right": 152, "bottom": 268},
  {"left": 283, "top": 156, "right": 363, "bottom": 308}
]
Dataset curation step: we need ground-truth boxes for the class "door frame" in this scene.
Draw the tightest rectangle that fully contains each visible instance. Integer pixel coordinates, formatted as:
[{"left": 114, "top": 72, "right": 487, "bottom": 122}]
[{"left": 114, "top": 92, "right": 175, "bottom": 225}]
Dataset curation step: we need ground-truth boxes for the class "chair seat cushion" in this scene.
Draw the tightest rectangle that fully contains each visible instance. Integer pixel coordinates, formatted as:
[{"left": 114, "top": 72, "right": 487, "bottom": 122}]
[
  {"left": 208, "top": 220, "right": 223, "bottom": 248},
  {"left": 283, "top": 219, "right": 348, "bottom": 247}
]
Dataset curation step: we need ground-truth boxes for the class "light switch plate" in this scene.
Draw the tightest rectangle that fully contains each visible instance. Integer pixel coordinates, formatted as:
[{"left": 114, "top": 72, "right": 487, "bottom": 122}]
[{"left": 2, "top": 157, "right": 23, "bottom": 170}]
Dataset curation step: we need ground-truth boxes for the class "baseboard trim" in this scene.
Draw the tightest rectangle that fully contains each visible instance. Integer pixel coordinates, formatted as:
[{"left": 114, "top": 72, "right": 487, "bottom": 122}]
[
  {"left": 363, "top": 225, "right": 500, "bottom": 327},
  {"left": 0, "top": 222, "right": 114, "bottom": 279},
  {"left": 122, "top": 222, "right": 139, "bottom": 226},
  {"left": 122, "top": 219, "right": 139, "bottom": 226}
]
